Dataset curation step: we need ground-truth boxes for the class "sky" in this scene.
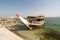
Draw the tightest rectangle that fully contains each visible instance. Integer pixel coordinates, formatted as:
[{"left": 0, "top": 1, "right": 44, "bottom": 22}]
[{"left": 0, "top": 0, "right": 60, "bottom": 17}]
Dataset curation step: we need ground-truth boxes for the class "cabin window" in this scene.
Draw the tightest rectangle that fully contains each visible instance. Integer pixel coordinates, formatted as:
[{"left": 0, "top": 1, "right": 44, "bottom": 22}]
[
  {"left": 37, "top": 19, "right": 44, "bottom": 21},
  {"left": 37, "top": 19, "right": 40, "bottom": 21}
]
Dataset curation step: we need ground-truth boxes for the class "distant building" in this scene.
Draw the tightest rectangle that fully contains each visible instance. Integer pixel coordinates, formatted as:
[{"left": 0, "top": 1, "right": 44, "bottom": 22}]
[{"left": 0, "top": 17, "right": 21, "bottom": 30}]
